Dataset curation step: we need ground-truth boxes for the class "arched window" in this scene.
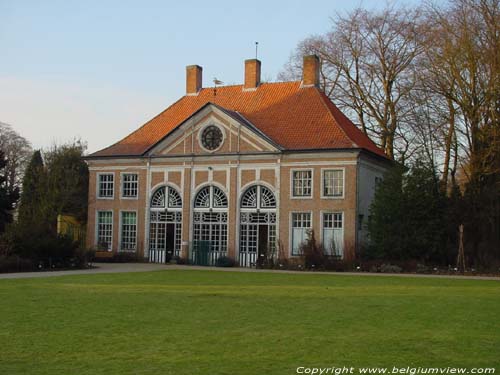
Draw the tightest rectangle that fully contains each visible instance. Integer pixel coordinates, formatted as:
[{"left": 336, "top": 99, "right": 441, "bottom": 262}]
[
  {"left": 239, "top": 185, "right": 277, "bottom": 268},
  {"left": 240, "top": 185, "right": 276, "bottom": 209},
  {"left": 192, "top": 185, "right": 228, "bottom": 265},
  {"left": 194, "top": 186, "right": 228, "bottom": 209},
  {"left": 241, "top": 186, "right": 257, "bottom": 208},
  {"left": 150, "top": 186, "right": 182, "bottom": 209},
  {"left": 149, "top": 185, "right": 182, "bottom": 264},
  {"left": 151, "top": 187, "right": 165, "bottom": 208}
]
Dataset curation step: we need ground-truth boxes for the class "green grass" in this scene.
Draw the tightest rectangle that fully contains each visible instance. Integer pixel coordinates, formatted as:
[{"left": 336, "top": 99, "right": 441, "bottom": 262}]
[{"left": 0, "top": 270, "right": 499, "bottom": 375}]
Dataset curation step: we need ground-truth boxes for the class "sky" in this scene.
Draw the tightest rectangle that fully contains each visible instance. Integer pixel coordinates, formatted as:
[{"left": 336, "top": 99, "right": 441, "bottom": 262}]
[{"left": 1, "top": 0, "right": 419, "bottom": 154}]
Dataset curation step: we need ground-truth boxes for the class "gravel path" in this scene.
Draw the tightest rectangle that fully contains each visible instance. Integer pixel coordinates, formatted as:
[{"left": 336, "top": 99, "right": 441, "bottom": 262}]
[{"left": 0, "top": 262, "right": 498, "bottom": 280}]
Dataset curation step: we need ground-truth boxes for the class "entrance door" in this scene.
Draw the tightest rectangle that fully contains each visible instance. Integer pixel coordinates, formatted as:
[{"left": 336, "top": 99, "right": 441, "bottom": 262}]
[
  {"left": 165, "top": 223, "right": 175, "bottom": 262},
  {"left": 257, "top": 225, "right": 269, "bottom": 266},
  {"left": 239, "top": 185, "right": 277, "bottom": 267}
]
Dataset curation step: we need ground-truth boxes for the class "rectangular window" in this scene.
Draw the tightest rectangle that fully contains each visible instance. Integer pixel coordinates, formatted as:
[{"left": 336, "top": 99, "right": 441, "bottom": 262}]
[
  {"left": 98, "top": 173, "right": 114, "bottom": 198},
  {"left": 120, "top": 211, "right": 137, "bottom": 251},
  {"left": 97, "top": 211, "right": 113, "bottom": 251},
  {"left": 292, "top": 170, "right": 312, "bottom": 197},
  {"left": 323, "top": 212, "right": 344, "bottom": 257},
  {"left": 122, "top": 173, "right": 138, "bottom": 198},
  {"left": 291, "top": 212, "right": 311, "bottom": 255},
  {"left": 323, "top": 169, "right": 344, "bottom": 197}
]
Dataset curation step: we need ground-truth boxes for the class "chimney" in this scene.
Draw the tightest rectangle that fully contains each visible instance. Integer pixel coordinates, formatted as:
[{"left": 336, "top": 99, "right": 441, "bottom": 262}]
[
  {"left": 302, "top": 55, "right": 320, "bottom": 87},
  {"left": 244, "top": 59, "right": 261, "bottom": 90},
  {"left": 186, "top": 65, "right": 202, "bottom": 95}
]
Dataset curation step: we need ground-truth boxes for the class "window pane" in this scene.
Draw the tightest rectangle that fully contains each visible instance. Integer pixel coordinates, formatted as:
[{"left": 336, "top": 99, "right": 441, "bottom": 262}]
[
  {"left": 122, "top": 173, "right": 138, "bottom": 198},
  {"left": 120, "top": 211, "right": 137, "bottom": 251},
  {"left": 98, "top": 174, "right": 114, "bottom": 198},
  {"left": 291, "top": 212, "right": 311, "bottom": 255},
  {"left": 323, "top": 229, "right": 334, "bottom": 255},
  {"left": 323, "top": 170, "right": 343, "bottom": 197},
  {"left": 97, "top": 211, "right": 113, "bottom": 250},
  {"left": 292, "top": 170, "right": 312, "bottom": 197},
  {"left": 322, "top": 212, "right": 343, "bottom": 257}
]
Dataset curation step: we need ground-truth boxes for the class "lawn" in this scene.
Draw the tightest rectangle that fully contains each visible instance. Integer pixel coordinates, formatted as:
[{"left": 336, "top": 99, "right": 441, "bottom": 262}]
[{"left": 0, "top": 270, "right": 499, "bottom": 375}]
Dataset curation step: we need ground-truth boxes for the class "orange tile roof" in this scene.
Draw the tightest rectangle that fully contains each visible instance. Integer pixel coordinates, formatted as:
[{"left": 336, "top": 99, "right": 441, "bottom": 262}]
[{"left": 90, "top": 81, "right": 386, "bottom": 158}]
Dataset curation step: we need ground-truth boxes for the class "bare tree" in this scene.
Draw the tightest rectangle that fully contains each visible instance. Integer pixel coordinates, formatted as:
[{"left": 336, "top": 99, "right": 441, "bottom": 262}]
[
  {"left": 423, "top": 0, "right": 500, "bottom": 182},
  {"left": 278, "top": 6, "right": 424, "bottom": 160},
  {"left": 0, "top": 122, "right": 32, "bottom": 195}
]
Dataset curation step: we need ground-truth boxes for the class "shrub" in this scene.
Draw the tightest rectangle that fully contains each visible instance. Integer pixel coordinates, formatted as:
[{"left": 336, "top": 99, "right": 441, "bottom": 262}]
[
  {"left": 0, "top": 255, "right": 33, "bottom": 273},
  {"left": 380, "top": 263, "right": 403, "bottom": 273},
  {"left": 215, "top": 256, "right": 236, "bottom": 267},
  {"left": 324, "top": 258, "right": 356, "bottom": 272},
  {"left": 300, "top": 230, "right": 328, "bottom": 270},
  {"left": 2, "top": 222, "right": 79, "bottom": 263},
  {"left": 416, "top": 263, "right": 431, "bottom": 274},
  {"left": 95, "top": 252, "right": 141, "bottom": 263},
  {"left": 172, "top": 256, "right": 190, "bottom": 265}
]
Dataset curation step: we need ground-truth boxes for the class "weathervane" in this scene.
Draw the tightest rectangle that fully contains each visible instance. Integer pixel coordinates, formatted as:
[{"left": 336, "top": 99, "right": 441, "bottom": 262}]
[{"left": 213, "top": 77, "right": 224, "bottom": 96}]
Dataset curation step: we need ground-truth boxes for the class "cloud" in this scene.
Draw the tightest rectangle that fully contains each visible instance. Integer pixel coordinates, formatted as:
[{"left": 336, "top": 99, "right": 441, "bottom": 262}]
[{"left": 0, "top": 76, "right": 171, "bottom": 153}]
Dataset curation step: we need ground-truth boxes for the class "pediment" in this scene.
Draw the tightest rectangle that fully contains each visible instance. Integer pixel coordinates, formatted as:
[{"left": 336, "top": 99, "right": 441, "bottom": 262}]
[{"left": 146, "top": 103, "right": 281, "bottom": 157}]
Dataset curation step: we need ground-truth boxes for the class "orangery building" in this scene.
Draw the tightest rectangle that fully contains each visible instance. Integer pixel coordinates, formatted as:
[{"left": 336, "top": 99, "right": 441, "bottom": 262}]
[{"left": 85, "top": 55, "right": 390, "bottom": 266}]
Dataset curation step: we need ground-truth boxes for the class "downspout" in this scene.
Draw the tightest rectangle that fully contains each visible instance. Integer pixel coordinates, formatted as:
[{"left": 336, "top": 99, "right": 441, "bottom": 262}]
[
  {"left": 355, "top": 153, "right": 360, "bottom": 259},
  {"left": 144, "top": 156, "right": 152, "bottom": 260}
]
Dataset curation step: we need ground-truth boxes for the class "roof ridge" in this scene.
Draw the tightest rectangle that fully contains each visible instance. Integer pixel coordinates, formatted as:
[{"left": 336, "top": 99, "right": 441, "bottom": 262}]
[
  {"left": 91, "top": 94, "right": 188, "bottom": 155},
  {"left": 318, "top": 90, "right": 387, "bottom": 158},
  {"left": 200, "top": 80, "right": 301, "bottom": 90},
  {"left": 316, "top": 89, "right": 356, "bottom": 146}
]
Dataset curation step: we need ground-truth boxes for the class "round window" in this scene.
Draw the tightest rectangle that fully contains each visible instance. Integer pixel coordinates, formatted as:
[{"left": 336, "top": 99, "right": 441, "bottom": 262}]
[{"left": 201, "top": 125, "right": 223, "bottom": 151}]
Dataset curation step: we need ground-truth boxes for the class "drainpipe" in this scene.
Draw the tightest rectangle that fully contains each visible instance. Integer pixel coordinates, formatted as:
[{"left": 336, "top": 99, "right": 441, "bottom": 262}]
[
  {"left": 355, "top": 152, "right": 360, "bottom": 259},
  {"left": 144, "top": 157, "right": 152, "bottom": 260}
]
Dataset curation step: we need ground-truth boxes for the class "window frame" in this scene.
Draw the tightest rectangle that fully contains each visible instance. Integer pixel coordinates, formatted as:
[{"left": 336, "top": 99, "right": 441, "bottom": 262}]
[
  {"left": 289, "top": 211, "right": 313, "bottom": 256},
  {"left": 321, "top": 168, "right": 345, "bottom": 199},
  {"left": 290, "top": 168, "right": 314, "bottom": 199},
  {"left": 96, "top": 172, "right": 115, "bottom": 200},
  {"left": 120, "top": 172, "right": 139, "bottom": 200},
  {"left": 95, "top": 210, "right": 113, "bottom": 251},
  {"left": 119, "top": 210, "right": 138, "bottom": 252},
  {"left": 320, "top": 211, "right": 344, "bottom": 258},
  {"left": 197, "top": 123, "right": 226, "bottom": 153}
]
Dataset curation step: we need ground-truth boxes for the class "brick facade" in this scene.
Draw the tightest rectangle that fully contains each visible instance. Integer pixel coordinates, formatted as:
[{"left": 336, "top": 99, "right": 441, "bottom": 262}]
[{"left": 86, "top": 55, "right": 389, "bottom": 265}]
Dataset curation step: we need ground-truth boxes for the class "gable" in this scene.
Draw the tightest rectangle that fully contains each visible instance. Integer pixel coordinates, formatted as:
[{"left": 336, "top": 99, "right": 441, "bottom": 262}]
[{"left": 146, "top": 103, "right": 281, "bottom": 157}]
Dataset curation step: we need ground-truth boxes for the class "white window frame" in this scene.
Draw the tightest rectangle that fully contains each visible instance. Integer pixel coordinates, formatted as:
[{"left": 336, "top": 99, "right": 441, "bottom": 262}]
[
  {"left": 197, "top": 122, "right": 226, "bottom": 153},
  {"left": 96, "top": 172, "right": 115, "bottom": 200},
  {"left": 289, "top": 211, "right": 313, "bottom": 256},
  {"left": 95, "top": 210, "right": 113, "bottom": 251},
  {"left": 119, "top": 210, "right": 138, "bottom": 252},
  {"left": 321, "top": 168, "right": 345, "bottom": 199},
  {"left": 290, "top": 169, "right": 313, "bottom": 199},
  {"left": 320, "top": 211, "right": 344, "bottom": 258},
  {"left": 120, "top": 172, "right": 139, "bottom": 200}
]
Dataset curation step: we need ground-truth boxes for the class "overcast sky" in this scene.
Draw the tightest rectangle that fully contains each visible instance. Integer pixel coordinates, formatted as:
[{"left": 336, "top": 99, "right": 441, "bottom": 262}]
[{"left": 1, "top": 0, "right": 418, "bottom": 154}]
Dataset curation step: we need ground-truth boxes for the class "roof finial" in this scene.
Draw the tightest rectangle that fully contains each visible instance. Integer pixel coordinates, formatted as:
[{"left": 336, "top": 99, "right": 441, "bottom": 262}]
[
  {"left": 255, "top": 41, "right": 259, "bottom": 60},
  {"left": 213, "top": 78, "right": 223, "bottom": 97}
]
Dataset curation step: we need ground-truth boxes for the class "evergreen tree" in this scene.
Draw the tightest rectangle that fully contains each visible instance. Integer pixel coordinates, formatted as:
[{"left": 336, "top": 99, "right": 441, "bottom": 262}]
[
  {"left": 0, "top": 150, "right": 19, "bottom": 233},
  {"left": 44, "top": 141, "right": 88, "bottom": 225},
  {"left": 367, "top": 165, "right": 405, "bottom": 260},
  {"left": 368, "top": 162, "right": 448, "bottom": 264},
  {"left": 17, "top": 150, "right": 47, "bottom": 226}
]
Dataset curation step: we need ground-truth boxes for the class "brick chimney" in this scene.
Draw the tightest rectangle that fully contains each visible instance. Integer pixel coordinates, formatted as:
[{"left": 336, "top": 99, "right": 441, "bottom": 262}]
[
  {"left": 302, "top": 55, "right": 320, "bottom": 87},
  {"left": 244, "top": 59, "right": 261, "bottom": 90},
  {"left": 186, "top": 65, "right": 202, "bottom": 95}
]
